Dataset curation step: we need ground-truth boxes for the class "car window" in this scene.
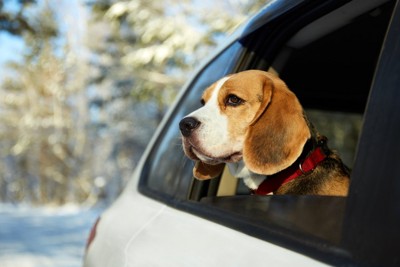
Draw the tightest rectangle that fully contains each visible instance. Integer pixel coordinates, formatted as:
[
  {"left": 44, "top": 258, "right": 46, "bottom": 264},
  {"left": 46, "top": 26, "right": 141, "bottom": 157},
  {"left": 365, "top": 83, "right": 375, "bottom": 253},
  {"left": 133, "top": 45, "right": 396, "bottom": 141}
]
[
  {"left": 140, "top": 42, "right": 244, "bottom": 199},
  {"left": 141, "top": 0, "right": 394, "bottom": 200}
]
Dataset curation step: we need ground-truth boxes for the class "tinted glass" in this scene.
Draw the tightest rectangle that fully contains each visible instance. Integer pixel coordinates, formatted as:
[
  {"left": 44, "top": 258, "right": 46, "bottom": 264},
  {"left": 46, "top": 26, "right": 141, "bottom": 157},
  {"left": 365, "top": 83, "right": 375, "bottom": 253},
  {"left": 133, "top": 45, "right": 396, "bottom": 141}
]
[{"left": 141, "top": 42, "right": 244, "bottom": 198}]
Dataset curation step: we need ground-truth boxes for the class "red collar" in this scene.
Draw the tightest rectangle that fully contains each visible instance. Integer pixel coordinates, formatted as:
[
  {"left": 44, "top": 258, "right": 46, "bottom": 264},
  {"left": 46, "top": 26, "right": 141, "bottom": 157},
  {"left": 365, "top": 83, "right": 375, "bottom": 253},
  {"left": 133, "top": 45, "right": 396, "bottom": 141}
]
[{"left": 252, "top": 147, "right": 326, "bottom": 195}]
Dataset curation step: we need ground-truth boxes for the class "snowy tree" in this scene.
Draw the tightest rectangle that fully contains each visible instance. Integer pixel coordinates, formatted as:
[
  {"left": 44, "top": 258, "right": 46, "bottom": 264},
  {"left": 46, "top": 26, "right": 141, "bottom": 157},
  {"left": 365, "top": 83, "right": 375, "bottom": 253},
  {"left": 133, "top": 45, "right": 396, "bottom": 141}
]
[
  {"left": 88, "top": 0, "right": 264, "bottom": 116},
  {"left": 0, "top": 0, "right": 37, "bottom": 35},
  {"left": 0, "top": 0, "right": 265, "bottom": 205},
  {"left": 0, "top": 2, "right": 92, "bottom": 204}
]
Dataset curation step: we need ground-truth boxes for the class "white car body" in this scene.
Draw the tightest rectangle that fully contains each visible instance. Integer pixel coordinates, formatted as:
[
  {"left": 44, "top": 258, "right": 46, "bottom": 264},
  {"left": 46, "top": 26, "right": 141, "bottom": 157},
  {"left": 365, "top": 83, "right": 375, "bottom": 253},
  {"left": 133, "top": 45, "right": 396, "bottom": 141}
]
[{"left": 85, "top": 170, "right": 326, "bottom": 266}]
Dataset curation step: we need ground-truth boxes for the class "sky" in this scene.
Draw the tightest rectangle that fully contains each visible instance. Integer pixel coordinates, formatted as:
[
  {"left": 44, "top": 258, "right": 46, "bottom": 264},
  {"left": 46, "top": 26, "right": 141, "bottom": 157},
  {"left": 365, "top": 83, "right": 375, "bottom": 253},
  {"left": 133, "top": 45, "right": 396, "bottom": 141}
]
[
  {"left": 0, "top": 33, "right": 24, "bottom": 72},
  {"left": 0, "top": 0, "right": 27, "bottom": 77},
  {"left": 0, "top": 0, "right": 88, "bottom": 81},
  {"left": 0, "top": 0, "right": 24, "bottom": 65},
  {"left": 0, "top": 0, "right": 24, "bottom": 79}
]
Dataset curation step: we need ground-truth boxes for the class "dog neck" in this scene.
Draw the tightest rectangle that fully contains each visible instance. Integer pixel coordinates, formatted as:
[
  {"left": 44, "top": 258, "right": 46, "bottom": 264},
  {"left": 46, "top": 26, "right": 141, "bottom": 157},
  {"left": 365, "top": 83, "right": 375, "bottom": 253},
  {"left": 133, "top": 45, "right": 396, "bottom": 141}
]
[
  {"left": 228, "top": 138, "right": 328, "bottom": 194},
  {"left": 226, "top": 161, "right": 266, "bottom": 190},
  {"left": 253, "top": 146, "right": 327, "bottom": 195}
]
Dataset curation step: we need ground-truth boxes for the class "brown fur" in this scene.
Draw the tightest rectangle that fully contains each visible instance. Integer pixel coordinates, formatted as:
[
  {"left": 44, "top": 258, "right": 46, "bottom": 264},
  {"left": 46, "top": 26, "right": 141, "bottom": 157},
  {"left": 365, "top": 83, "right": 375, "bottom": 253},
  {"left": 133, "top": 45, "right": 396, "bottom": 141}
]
[
  {"left": 275, "top": 137, "right": 350, "bottom": 196},
  {"left": 243, "top": 71, "right": 311, "bottom": 175},
  {"left": 193, "top": 161, "right": 225, "bottom": 180}
]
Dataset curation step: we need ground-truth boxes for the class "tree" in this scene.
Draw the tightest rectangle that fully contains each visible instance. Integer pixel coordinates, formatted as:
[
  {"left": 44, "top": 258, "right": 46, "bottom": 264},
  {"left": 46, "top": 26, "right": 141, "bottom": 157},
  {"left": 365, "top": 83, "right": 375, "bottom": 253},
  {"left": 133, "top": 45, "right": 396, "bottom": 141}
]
[
  {"left": 0, "top": 0, "right": 37, "bottom": 36},
  {"left": 0, "top": 0, "right": 266, "bottom": 205},
  {"left": 81, "top": 0, "right": 266, "bottom": 202},
  {"left": 88, "top": 0, "right": 265, "bottom": 118},
  {"left": 0, "top": 1, "right": 91, "bottom": 204}
]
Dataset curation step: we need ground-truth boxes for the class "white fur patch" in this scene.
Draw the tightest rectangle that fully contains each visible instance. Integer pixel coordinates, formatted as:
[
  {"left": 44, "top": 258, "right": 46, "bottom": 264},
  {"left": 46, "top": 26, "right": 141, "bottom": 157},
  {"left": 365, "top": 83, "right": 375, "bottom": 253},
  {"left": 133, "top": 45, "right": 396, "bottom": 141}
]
[{"left": 227, "top": 162, "right": 266, "bottom": 190}]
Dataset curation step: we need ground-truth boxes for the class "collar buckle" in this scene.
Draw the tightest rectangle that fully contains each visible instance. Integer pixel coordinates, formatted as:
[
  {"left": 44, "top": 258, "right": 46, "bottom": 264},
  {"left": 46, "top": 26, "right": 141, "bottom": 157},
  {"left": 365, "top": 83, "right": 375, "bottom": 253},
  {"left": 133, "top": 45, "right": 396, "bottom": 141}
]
[{"left": 299, "top": 162, "right": 306, "bottom": 174}]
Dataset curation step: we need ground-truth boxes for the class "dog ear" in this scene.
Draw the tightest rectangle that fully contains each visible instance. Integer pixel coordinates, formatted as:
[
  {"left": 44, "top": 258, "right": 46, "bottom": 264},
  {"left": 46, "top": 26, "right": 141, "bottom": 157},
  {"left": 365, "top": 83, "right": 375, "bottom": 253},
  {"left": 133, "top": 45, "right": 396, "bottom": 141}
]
[
  {"left": 193, "top": 161, "right": 225, "bottom": 180},
  {"left": 243, "top": 73, "right": 311, "bottom": 175}
]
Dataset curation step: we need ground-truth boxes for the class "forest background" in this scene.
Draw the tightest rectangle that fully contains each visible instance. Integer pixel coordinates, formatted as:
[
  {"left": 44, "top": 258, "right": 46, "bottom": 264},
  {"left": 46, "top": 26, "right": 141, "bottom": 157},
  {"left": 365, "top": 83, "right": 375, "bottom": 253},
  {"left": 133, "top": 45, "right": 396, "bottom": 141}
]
[{"left": 0, "top": 0, "right": 264, "bottom": 206}]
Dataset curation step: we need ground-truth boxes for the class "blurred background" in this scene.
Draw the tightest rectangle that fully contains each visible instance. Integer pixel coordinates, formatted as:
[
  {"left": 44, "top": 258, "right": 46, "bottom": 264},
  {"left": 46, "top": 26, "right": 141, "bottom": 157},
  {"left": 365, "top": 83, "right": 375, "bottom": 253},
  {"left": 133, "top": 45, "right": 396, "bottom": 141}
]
[{"left": 0, "top": 0, "right": 263, "bottom": 265}]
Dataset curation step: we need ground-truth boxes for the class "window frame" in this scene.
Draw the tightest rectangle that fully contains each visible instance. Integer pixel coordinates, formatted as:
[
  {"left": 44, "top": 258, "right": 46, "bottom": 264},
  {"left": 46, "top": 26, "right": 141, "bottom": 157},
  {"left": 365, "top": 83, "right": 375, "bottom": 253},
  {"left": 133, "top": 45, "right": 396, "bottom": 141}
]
[{"left": 342, "top": 1, "right": 400, "bottom": 265}]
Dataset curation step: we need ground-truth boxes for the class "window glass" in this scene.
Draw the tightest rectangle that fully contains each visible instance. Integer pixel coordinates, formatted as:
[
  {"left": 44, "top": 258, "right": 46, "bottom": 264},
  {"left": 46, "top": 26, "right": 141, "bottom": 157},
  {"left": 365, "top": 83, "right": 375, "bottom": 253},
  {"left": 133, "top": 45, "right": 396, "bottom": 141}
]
[{"left": 141, "top": 42, "right": 244, "bottom": 198}]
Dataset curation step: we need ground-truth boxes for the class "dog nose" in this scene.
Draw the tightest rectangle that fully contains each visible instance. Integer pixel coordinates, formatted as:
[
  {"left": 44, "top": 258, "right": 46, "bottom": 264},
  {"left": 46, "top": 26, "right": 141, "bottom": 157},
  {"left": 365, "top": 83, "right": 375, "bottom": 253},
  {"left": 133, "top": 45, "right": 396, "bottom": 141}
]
[{"left": 179, "top": 117, "right": 200, "bottom": 137}]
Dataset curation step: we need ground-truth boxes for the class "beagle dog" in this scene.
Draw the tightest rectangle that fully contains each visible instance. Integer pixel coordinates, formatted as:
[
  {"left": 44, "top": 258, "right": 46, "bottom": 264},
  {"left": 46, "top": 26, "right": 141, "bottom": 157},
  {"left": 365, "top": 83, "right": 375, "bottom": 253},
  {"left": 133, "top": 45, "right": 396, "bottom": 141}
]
[{"left": 179, "top": 70, "right": 350, "bottom": 196}]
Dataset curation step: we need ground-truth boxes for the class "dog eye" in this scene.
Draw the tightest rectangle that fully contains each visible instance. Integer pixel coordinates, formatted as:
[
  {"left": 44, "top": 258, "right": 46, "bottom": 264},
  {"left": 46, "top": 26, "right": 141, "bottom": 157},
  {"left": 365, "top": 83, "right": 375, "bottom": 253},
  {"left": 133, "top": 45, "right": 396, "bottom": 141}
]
[
  {"left": 200, "top": 99, "right": 205, "bottom": 106},
  {"left": 226, "top": 94, "right": 244, "bottom": 106}
]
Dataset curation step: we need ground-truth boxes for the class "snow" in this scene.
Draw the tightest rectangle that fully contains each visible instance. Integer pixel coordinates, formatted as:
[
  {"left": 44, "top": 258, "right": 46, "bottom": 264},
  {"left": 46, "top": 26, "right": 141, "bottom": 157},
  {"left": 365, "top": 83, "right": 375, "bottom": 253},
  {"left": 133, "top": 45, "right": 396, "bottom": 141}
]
[{"left": 0, "top": 203, "right": 104, "bottom": 267}]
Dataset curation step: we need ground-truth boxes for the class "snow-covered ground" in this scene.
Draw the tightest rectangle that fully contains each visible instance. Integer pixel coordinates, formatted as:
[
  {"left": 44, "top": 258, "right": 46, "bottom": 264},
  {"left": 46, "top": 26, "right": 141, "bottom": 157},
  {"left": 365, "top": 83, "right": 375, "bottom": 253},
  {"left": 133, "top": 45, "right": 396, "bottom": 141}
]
[{"left": 0, "top": 203, "right": 104, "bottom": 267}]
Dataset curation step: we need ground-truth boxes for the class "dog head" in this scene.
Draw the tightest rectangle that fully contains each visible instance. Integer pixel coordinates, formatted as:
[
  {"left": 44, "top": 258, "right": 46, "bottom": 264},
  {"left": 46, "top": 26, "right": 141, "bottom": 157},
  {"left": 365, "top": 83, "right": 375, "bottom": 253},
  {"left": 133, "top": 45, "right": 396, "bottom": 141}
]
[{"left": 179, "top": 70, "right": 311, "bottom": 180}]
